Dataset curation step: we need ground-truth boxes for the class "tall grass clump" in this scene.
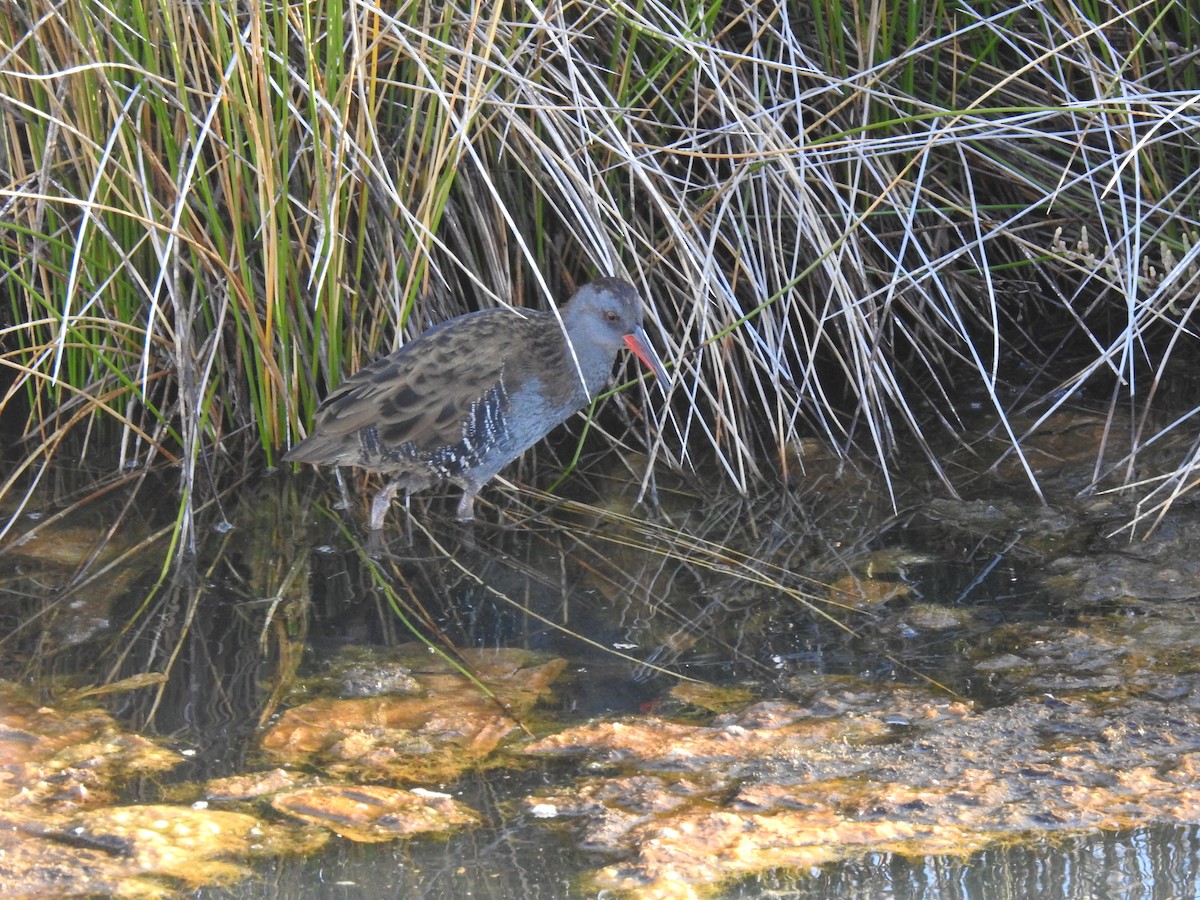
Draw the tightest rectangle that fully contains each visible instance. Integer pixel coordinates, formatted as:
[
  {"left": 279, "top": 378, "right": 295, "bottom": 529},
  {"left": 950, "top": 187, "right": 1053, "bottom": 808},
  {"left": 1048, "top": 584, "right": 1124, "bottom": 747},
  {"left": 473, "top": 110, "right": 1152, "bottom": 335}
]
[{"left": 1, "top": 0, "right": 1198, "bottom": 554}]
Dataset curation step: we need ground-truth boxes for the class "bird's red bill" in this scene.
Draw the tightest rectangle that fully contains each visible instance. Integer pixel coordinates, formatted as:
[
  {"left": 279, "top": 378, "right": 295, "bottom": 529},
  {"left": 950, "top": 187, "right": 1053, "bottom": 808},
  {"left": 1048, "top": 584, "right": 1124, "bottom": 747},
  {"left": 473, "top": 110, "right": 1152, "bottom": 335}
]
[{"left": 623, "top": 331, "right": 670, "bottom": 384}]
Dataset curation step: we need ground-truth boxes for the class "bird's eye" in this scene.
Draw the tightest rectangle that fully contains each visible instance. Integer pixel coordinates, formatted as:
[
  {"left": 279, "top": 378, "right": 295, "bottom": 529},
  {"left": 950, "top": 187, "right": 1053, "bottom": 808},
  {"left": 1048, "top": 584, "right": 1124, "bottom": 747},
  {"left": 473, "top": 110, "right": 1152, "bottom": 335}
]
[{"left": 606, "top": 310, "right": 619, "bottom": 322}]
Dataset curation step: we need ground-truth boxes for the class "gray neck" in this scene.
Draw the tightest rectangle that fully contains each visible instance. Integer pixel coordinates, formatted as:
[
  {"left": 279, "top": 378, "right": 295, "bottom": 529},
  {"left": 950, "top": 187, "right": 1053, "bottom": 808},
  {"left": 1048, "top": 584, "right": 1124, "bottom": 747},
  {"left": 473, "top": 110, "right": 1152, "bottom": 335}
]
[{"left": 560, "top": 319, "right": 616, "bottom": 400}]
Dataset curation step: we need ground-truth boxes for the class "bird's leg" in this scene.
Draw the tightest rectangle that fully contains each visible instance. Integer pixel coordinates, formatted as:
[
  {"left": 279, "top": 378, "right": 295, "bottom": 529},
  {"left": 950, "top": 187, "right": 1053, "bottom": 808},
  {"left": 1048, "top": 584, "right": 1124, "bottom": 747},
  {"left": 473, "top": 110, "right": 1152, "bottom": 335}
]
[
  {"left": 334, "top": 468, "right": 352, "bottom": 510},
  {"left": 456, "top": 488, "right": 477, "bottom": 522},
  {"left": 365, "top": 528, "right": 385, "bottom": 558},
  {"left": 370, "top": 479, "right": 402, "bottom": 530},
  {"left": 403, "top": 490, "right": 414, "bottom": 547},
  {"left": 454, "top": 489, "right": 478, "bottom": 552}
]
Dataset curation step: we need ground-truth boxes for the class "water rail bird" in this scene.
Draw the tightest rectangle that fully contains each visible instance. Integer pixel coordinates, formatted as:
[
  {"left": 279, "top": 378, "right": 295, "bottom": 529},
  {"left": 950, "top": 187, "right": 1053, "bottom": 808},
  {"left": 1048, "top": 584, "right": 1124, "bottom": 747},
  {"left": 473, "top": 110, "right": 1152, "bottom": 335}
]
[{"left": 283, "top": 277, "right": 669, "bottom": 529}]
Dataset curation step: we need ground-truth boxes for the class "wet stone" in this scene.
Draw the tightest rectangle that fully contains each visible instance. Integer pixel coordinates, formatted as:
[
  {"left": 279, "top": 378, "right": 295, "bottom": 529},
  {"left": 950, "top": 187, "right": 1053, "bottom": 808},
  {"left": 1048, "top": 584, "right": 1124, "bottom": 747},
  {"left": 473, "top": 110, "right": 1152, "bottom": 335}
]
[
  {"left": 336, "top": 664, "right": 420, "bottom": 698},
  {"left": 521, "top": 681, "right": 1200, "bottom": 897},
  {"left": 901, "top": 603, "right": 974, "bottom": 631},
  {"left": 1047, "top": 554, "right": 1200, "bottom": 605},
  {"left": 260, "top": 646, "right": 566, "bottom": 783},
  {"left": 324, "top": 646, "right": 422, "bottom": 698},
  {"left": 0, "top": 684, "right": 315, "bottom": 897},
  {"left": 204, "top": 768, "right": 309, "bottom": 803},
  {"left": 270, "top": 785, "right": 479, "bottom": 842}
]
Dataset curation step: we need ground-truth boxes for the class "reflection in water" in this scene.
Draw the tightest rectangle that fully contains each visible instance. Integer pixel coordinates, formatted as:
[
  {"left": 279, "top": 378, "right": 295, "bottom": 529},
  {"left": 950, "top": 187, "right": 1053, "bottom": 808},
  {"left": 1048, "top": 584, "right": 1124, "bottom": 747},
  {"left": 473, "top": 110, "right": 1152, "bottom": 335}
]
[
  {"left": 196, "top": 823, "right": 1200, "bottom": 899},
  {"left": 737, "top": 826, "right": 1200, "bottom": 899},
  {"left": 5, "top": 453, "right": 1200, "bottom": 898}
]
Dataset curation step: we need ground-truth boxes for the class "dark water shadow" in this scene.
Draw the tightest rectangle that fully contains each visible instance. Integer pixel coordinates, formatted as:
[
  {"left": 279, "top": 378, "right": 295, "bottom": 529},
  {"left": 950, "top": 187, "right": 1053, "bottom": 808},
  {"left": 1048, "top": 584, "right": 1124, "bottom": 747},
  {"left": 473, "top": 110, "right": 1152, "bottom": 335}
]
[
  {"left": 4, "top": 448, "right": 1199, "bottom": 897},
  {"left": 190, "top": 822, "right": 1200, "bottom": 899},
  {"left": 730, "top": 825, "right": 1200, "bottom": 900}
]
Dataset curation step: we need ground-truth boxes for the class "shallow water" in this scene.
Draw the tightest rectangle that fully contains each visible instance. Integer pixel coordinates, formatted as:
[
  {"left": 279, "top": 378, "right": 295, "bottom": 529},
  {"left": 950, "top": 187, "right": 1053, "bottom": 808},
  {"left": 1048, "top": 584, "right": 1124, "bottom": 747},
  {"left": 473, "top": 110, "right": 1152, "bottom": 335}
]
[
  {"left": 195, "top": 821, "right": 1199, "bottom": 899},
  {"left": 3, "top": 428, "right": 1200, "bottom": 898},
  {"left": 735, "top": 826, "right": 1200, "bottom": 899}
]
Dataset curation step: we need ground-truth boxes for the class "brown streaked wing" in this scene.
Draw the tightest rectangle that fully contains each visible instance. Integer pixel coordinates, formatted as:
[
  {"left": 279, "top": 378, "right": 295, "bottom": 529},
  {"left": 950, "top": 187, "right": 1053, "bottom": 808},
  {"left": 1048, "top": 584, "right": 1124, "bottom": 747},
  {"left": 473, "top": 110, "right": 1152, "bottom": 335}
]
[{"left": 306, "top": 309, "right": 547, "bottom": 453}]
